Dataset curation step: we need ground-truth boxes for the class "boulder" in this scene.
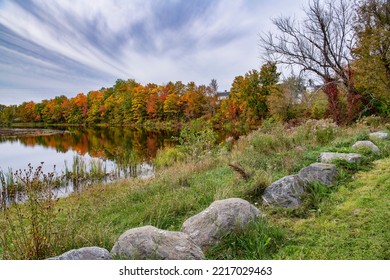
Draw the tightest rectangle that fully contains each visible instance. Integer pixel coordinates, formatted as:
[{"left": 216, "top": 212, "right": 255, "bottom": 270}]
[
  {"left": 181, "top": 198, "right": 261, "bottom": 251},
  {"left": 111, "top": 226, "right": 204, "bottom": 260},
  {"left": 369, "top": 131, "right": 388, "bottom": 140},
  {"left": 262, "top": 175, "right": 305, "bottom": 208},
  {"left": 352, "top": 140, "right": 380, "bottom": 154},
  {"left": 298, "top": 163, "right": 337, "bottom": 186},
  {"left": 48, "top": 246, "right": 112, "bottom": 260},
  {"left": 320, "top": 152, "right": 362, "bottom": 164}
]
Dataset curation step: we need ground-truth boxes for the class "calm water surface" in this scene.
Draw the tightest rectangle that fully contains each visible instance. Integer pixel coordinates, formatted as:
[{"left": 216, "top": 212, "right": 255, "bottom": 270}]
[{"left": 0, "top": 127, "right": 178, "bottom": 198}]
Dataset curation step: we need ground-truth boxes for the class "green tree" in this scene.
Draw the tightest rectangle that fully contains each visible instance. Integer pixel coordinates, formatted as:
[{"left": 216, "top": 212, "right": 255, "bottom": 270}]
[
  {"left": 0, "top": 104, "right": 17, "bottom": 126},
  {"left": 267, "top": 74, "right": 305, "bottom": 121},
  {"left": 86, "top": 91, "right": 104, "bottom": 124},
  {"left": 353, "top": 0, "right": 390, "bottom": 116},
  {"left": 131, "top": 85, "right": 147, "bottom": 123}
]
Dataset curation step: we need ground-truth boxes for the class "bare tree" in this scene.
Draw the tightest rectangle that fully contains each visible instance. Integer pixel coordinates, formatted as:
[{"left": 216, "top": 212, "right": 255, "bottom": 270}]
[{"left": 259, "top": 0, "right": 357, "bottom": 123}]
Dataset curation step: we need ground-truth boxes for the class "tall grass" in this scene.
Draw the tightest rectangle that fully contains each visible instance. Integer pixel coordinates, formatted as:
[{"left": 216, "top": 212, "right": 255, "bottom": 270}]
[
  {"left": 206, "top": 218, "right": 285, "bottom": 259},
  {"left": 0, "top": 164, "right": 63, "bottom": 259}
]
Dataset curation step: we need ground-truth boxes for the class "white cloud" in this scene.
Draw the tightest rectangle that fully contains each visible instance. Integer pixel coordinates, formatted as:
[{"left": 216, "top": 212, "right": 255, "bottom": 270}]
[{"left": 0, "top": 0, "right": 308, "bottom": 104}]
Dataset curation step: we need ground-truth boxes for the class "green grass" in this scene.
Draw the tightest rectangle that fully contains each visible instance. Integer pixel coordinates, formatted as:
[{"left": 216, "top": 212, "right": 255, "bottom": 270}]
[
  {"left": 272, "top": 157, "right": 390, "bottom": 259},
  {"left": 1, "top": 119, "right": 389, "bottom": 259}
]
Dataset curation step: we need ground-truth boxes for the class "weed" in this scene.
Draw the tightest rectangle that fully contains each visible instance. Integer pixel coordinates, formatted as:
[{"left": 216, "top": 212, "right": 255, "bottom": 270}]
[{"left": 0, "top": 164, "right": 61, "bottom": 259}]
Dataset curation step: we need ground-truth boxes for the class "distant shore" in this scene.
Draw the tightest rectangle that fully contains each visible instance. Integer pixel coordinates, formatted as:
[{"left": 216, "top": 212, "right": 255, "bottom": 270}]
[{"left": 0, "top": 128, "right": 69, "bottom": 137}]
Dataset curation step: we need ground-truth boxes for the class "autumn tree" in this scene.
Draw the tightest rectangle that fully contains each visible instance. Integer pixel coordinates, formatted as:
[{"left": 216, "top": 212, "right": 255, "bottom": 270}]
[
  {"left": 163, "top": 92, "right": 181, "bottom": 119},
  {"left": 260, "top": 0, "right": 358, "bottom": 123},
  {"left": 131, "top": 85, "right": 148, "bottom": 123},
  {"left": 86, "top": 90, "right": 104, "bottom": 124},
  {"left": 0, "top": 104, "right": 17, "bottom": 126},
  {"left": 227, "top": 63, "right": 280, "bottom": 122},
  {"left": 146, "top": 91, "right": 159, "bottom": 120},
  {"left": 353, "top": 0, "right": 390, "bottom": 116},
  {"left": 18, "top": 101, "right": 37, "bottom": 122},
  {"left": 267, "top": 74, "right": 306, "bottom": 121},
  {"left": 67, "top": 93, "right": 88, "bottom": 124},
  {"left": 41, "top": 95, "right": 68, "bottom": 123}
]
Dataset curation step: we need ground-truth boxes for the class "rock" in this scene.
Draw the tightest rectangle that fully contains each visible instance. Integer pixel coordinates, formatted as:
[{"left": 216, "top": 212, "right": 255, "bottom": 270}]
[
  {"left": 262, "top": 175, "right": 305, "bottom": 208},
  {"left": 181, "top": 198, "right": 261, "bottom": 251},
  {"left": 352, "top": 140, "right": 380, "bottom": 154},
  {"left": 369, "top": 131, "right": 388, "bottom": 140},
  {"left": 111, "top": 226, "right": 204, "bottom": 260},
  {"left": 320, "top": 152, "right": 362, "bottom": 163},
  {"left": 298, "top": 163, "right": 337, "bottom": 186},
  {"left": 48, "top": 247, "right": 112, "bottom": 260}
]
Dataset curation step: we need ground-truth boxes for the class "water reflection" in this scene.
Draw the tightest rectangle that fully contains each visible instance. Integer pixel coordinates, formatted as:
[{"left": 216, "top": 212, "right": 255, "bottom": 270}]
[
  {"left": 0, "top": 127, "right": 178, "bottom": 202},
  {"left": 1, "top": 127, "right": 178, "bottom": 163}
]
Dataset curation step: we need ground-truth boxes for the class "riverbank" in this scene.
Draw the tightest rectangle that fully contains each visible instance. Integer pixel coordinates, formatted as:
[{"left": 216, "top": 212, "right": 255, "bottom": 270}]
[{"left": 1, "top": 119, "right": 389, "bottom": 259}]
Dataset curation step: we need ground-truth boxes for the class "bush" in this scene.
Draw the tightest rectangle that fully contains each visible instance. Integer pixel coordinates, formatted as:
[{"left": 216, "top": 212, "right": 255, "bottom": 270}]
[
  {"left": 177, "top": 119, "right": 217, "bottom": 160},
  {"left": 154, "top": 147, "right": 185, "bottom": 168}
]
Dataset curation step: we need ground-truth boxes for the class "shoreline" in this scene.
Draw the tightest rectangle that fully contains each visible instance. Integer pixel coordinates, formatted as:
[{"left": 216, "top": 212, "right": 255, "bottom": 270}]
[{"left": 0, "top": 128, "right": 69, "bottom": 137}]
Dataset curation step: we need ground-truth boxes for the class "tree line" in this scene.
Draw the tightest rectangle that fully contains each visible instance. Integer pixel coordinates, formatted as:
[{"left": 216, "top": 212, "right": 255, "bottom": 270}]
[{"left": 1, "top": 0, "right": 388, "bottom": 127}]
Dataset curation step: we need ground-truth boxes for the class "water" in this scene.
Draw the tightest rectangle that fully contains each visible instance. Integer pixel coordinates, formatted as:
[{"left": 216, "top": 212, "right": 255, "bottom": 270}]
[{"left": 0, "top": 127, "right": 178, "bottom": 200}]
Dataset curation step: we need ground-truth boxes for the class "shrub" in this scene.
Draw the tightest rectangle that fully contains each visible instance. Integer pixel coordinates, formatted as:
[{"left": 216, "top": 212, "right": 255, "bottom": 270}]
[
  {"left": 154, "top": 147, "right": 185, "bottom": 168},
  {"left": 177, "top": 119, "right": 217, "bottom": 160}
]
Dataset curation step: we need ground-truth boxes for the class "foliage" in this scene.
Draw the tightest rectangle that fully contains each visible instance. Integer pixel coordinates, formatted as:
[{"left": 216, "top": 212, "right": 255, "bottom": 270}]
[
  {"left": 267, "top": 74, "right": 305, "bottom": 121},
  {"left": 353, "top": 0, "right": 390, "bottom": 117},
  {"left": 176, "top": 119, "right": 217, "bottom": 160},
  {"left": 154, "top": 147, "right": 185, "bottom": 168}
]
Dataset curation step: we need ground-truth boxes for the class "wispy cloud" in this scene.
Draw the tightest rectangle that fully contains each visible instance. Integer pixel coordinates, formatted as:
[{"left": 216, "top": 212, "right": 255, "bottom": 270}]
[{"left": 0, "top": 0, "right": 307, "bottom": 105}]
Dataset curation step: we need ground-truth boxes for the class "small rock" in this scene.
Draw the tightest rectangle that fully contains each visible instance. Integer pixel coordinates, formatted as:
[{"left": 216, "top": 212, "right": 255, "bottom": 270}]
[
  {"left": 262, "top": 175, "right": 306, "bottom": 208},
  {"left": 320, "top": 152, "right": 362, "bottom": 163},
  {"left": 298, "top": 163, "right": 337, "bottom": 186},
  {"left": 181, "top": 198, "right": 261, "bottom": 251},
  {"left": 352, "top": 141, "right": 380, "bottom": 154},
  {"left": 369, "top": 131, "right": 388, "bottom": 140},
  {"left": 48, "top": 247, "right": 112, "bottom": 260},
  {"left": 111, "top": 226, "right": 204, "bottom": 260}
]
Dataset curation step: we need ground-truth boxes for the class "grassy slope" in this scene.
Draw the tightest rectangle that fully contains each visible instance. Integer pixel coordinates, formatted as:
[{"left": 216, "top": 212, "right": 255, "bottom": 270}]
[
  {"left": 1, "top": 120, "right": 389, "bottom": 259},
  {"left": 274, "top": 157, "right": 390, "bottom": 259}
]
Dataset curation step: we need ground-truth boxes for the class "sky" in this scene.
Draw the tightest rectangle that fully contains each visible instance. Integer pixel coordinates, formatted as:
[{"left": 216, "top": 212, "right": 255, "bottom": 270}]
[{"left": 0, "top": 0, "right": 307, "bottom": 105}]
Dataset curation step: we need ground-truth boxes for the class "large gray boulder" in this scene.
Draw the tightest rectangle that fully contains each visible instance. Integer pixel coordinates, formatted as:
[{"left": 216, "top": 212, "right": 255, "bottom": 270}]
[
  {"left": 298, "top": 163, "right": 337, "bottom": 186},
  {"left": 262, "top": 175, "right": 305, "bottom": 208},
  {"left": 181, "top": 198, "right": 261, "bottom": 251},
  {"left": 320, "top": 152, "right": 362, "bottom": 163},
  {"left": 48, "top": 246, "right": 113, "bottom": 260},
  {"left": 111, "top": 226, "right": 204, "bottom": 260},
  {"left": 352, "top": 140, "right": 380, "bottom": 154},
  {"left": 369, "top": 131, "right": 388, "bottom": 140}
]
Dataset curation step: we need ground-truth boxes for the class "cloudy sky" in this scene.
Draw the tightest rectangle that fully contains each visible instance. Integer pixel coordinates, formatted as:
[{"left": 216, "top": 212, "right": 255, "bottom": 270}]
[{"left": 0, "top": 0, "right": 306, "bottom": 105}]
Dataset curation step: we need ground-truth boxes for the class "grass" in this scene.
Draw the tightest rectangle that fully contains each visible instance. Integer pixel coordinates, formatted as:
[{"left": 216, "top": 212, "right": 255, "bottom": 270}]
[
  {"left": 0, "top": 118, "right": 389, "bottom": 259},
  {"left": 272, "top": 157, "right": 390, "bottom": 259}
]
